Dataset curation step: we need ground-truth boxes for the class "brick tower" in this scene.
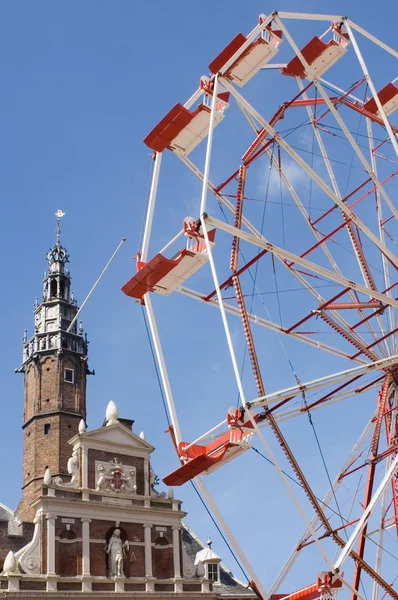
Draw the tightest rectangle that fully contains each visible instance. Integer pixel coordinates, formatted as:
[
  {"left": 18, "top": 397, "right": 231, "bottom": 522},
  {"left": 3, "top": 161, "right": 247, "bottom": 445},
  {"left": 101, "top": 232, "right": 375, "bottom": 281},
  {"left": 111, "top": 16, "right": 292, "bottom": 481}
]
[{"left": 16, "top": 213, "right": 91, "bottom": 521}]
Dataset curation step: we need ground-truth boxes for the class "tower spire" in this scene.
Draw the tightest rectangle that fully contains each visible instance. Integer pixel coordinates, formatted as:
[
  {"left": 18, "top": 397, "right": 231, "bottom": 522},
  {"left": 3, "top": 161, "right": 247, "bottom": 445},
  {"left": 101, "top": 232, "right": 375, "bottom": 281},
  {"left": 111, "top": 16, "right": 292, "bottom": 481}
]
[
  {"left": 55, "top": 209, "right": 65, "bottom": 247},
  {"left": 16, "top": 215, "right": 90, "bottom": 520}
]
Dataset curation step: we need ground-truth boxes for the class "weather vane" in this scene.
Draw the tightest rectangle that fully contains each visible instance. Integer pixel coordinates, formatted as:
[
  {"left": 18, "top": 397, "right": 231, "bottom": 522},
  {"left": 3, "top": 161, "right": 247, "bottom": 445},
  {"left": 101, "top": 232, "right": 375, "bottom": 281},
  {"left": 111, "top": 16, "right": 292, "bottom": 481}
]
[{"left": 55, "top": 209, "right": 65, "bottom": 245}]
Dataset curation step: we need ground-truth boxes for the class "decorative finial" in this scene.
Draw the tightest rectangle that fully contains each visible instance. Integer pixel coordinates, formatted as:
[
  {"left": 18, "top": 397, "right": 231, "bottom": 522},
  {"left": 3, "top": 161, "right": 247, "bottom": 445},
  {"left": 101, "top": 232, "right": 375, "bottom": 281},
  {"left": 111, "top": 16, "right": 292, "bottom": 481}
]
[
  {"left": 78, "top": 419, "right": 86, "bottom": 434},
  {"left": 106, "top": 400, "right": 119, "bottom": 426},
  {"left": 2, "top": 551, "right": 17, "bottom": 575},
  {"left": 207, "top": 534, "right": 212, "bottom": 549},
  {"left": 139, "top": 431, "right": 145, "bottom": 440},
  {"left": 43, "top": 468, "right": 52, "bottom": 486},
  {"left": 168, "top": 487, "right": 174, "bottom": 500},
  {"left": 55, "top": 210, "right": 65, "bottom": 246}
]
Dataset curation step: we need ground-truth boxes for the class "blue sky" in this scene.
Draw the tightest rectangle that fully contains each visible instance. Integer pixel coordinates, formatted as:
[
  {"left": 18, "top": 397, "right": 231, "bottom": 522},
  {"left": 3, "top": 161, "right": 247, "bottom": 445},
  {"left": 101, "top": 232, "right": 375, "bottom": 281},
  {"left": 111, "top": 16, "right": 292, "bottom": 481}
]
[{"left": 1, "top": 0, "right": 398, "bottom": 594}]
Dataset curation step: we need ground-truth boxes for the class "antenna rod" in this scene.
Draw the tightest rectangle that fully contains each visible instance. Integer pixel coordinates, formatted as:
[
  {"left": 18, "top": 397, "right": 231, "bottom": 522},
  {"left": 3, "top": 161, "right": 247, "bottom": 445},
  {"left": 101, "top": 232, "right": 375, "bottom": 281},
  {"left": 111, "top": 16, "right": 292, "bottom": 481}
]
[{"left": 67, "top": 237, "right": 126, "bottom": 333}]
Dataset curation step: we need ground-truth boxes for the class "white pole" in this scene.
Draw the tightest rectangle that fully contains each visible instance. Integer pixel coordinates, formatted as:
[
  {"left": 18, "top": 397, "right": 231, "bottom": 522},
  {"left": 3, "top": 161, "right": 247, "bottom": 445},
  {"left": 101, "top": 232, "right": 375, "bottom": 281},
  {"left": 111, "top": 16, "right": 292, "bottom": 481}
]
[
  {"left": 333, "top": 452, "right": 398, "bottom": 572},
  {"left": 67, "top": 237, "right": 126, "bottom": 333},
  {"left": 347, "top": 19, "right": 398, "bottom": 59},
  {"left": 199, "top": 75, "right": 219, "bottom": 216},
  {"left": 195, "top": 476, "right": 269, "bottom": 600},
  {"left": 144, "top": 295, "right": 183, "bottom": 445},
  {"left": 141, "top": 152, "right": 162, "bottom": 263}
]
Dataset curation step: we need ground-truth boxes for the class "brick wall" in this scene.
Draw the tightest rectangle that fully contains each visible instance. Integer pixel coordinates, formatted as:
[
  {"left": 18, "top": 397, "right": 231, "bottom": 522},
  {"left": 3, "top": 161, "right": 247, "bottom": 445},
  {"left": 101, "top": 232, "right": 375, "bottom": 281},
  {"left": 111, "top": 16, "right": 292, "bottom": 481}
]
[
  {"left": 17, "top": 413, "right": 82, "bottom": 522},
  {"left": 0, "top": 521, "right": 35, "bottom": 567},
  {"left": 17, "top": 350, "right": 87, "bottom": 522}
]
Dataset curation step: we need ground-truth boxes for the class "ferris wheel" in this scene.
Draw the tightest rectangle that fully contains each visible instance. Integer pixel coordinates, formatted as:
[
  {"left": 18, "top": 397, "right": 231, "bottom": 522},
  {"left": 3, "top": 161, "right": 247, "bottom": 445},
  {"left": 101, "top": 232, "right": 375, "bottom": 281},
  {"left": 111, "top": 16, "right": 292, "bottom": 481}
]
[{"left": 122, "top": 11, "right": 398, "bottom": 600}]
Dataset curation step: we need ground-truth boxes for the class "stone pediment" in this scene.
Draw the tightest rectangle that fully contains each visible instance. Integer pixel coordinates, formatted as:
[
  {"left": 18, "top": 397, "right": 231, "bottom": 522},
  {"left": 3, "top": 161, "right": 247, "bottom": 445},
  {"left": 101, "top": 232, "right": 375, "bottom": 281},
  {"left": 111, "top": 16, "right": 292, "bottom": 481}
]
[{"left": 70, "top": 422, "right": 155, "bottom": 454}]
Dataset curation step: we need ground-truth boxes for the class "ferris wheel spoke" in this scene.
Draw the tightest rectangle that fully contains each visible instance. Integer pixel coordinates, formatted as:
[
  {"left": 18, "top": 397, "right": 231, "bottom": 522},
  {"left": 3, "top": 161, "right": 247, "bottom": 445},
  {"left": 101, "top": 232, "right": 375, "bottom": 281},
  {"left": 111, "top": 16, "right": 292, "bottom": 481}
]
[
  {"left": 205, "top": 215, "right": 398, "bottom": 310},
  {"left": 366, "top": 118, "right": 396, "bottom": 356},
  {"left": 180, "top": 148, "right": 386, "bottom": 359},
  {"left": 235, "top": 91, "right": 375, "bottom": 287},
  {"left": 178, "top": 285, "right": 366, "bottom": 362},
  {"left": 221, "top": 76, "right": 398, "bottom": 272},
  {"left": 296, "top": 79, "right": 389, "bottom": 357}
]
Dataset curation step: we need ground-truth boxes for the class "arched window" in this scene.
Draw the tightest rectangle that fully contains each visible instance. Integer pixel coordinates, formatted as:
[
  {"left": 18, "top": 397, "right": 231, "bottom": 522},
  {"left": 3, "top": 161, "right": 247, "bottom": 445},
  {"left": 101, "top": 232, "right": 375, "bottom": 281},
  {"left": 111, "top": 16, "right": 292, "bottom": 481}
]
[{"left": 50, "top": 279, "right": 58, "bottom": 298}]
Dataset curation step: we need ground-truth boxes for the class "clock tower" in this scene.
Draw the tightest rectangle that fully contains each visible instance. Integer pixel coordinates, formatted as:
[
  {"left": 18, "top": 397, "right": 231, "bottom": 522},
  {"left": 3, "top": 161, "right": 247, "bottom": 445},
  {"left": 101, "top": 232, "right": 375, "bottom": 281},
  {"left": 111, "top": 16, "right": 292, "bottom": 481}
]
[{"left": 16, "top": 213, "right": 91, "bottom": 521}]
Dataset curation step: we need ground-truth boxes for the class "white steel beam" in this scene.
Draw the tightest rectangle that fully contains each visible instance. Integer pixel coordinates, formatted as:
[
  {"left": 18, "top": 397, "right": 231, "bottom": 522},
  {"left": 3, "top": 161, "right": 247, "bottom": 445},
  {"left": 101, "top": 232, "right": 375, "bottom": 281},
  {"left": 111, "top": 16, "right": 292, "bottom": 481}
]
[
  {"left": 277, "top": 12, "right": 344, "bottom": 22},
  {"left": 141, "top": 152, "right": 162, "bottom": 262},
  {"left": 248, "top": 353, "right": 398, "bottom": 410},
  {"left": 205, "top": 215, "right": 398, "bottom": 310},
  {"left": 347, "top": 20, "right": 398, "bottom": 59},
  {"left": 195, "top": 476, "right": 269, "bottom": 600},
  {"left": 333, "top": 452, "right": 398, "bottom": 572},
  {"left": 199, "top": 75, "right": 219, "bottom": 215},
  {"left": 177, "top": 286, "right": 365, "bottom": 363},
  {"left": 296, "top": 78, "right": 388, "bottom": 358},
  {"left": 144, "top": 295, "right": 183, "bottom": 445},
  {"left": 343, "top": 20, "right": 398, "bottom": 160}
]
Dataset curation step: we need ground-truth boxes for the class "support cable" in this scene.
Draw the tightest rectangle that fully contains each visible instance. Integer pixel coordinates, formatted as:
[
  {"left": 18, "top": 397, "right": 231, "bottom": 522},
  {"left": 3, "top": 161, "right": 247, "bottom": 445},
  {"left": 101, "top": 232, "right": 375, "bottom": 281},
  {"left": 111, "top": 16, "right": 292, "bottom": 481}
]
[{"left": 190, "top": 481, "right": 250, "bottom": 583}]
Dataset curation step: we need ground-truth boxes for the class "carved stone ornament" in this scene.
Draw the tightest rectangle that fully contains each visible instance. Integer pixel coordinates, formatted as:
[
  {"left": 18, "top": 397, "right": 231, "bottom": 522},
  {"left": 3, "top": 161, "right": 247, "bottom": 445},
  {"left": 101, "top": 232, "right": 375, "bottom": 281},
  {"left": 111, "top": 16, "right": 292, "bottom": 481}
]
[
  {"left": 96, "top": 458, "right": 137, "bottom": 494},
  {"left": 2, "top": 551, "right": 18, "bottom": 576},
  {"left": 54, "top": 449, "right": 79, "bottom": 488},
  {"left": 15, "top": 512, "right": 41, "bottom": 575},
  {"left": 150, "top": 468, "right": 166, "bottom": 498},
  {"left": 43, "top": 468, "right": 52, "bottom": 486},
  {"left": 106, "top": 528, "right": 129, "bottom": 578},
  {"left": 105, "top": 400, "right": 119, "bottom": 426},
  {"left": 182, "top": 545, "right": 196, "bottom": 579}
]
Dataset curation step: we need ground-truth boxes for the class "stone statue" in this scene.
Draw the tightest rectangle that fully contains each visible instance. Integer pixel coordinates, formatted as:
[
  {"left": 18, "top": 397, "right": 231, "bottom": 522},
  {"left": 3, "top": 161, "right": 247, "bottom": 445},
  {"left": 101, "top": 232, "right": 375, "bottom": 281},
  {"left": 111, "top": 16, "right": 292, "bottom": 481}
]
[
  {"left": 66, "top": 449, "right": 79, "bottom": 485},
  {"left": 96, "top": 464, "right": 111, "bottom": 492},
  {"left": 122, "top": 469, "right": 137, "bottom": 493},
  {"left": 106, "top": 529, "right": 129, "bottom": 577}
]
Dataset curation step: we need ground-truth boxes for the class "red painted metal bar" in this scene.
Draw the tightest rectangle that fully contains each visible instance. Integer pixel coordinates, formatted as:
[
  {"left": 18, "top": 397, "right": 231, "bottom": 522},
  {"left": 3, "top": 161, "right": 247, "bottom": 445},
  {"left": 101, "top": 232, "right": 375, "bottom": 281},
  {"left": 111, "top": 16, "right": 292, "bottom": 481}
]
[
  {"left": 303, "top": 374, "right": 365, "bottom": 412},
  {"left": 216, "top": 82, "right": 315, "bottom": 193},
  {"left": 326, "top": 301, "right": 381, "bottom": 310},
  {"left": 320, "top": 312, "right": 379, "bottom": 361},
  {"left": 310, "top": 77, "right": 367, "bottom": 124},
  {"left": 287, "top": 219, "right": 350, "bottom": 267},
  {"left": 230, "top": 165, "right": 246, "bottom": 272},
  {"left": 285, "top": 288, "right": 348, "bottom": 334},
  {"left": 350, "top": 287, "right": 398, "bottom": 331},
  {"left": 384, "top": 384, "right": 398, "bottom": 535},
  {"left": 297, "top": 517, "right": 361, "bottom": 549},
  {"left": 204, "top": 248, "right": 268, "bottom": 301},
  {"left": 350, "top": 327, "right": 398, "bottom": 360}
]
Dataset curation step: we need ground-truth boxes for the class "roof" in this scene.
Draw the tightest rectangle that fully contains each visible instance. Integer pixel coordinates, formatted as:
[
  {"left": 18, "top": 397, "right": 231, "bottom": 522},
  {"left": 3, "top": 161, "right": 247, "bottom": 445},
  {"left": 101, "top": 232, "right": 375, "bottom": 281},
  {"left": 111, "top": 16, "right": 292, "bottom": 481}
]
[
  {"left": 0, "top": 503, "right": 14, "bottom": 522},
  {"left": 0, "top": 503, "right": 20, "bottom": 535},
  {"left": 182, "top": 523, "right": 256, "bottom": 597}
]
